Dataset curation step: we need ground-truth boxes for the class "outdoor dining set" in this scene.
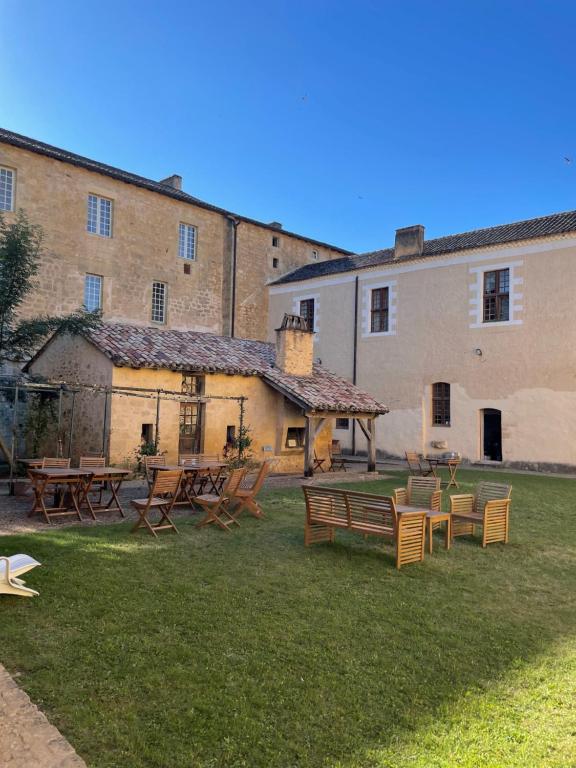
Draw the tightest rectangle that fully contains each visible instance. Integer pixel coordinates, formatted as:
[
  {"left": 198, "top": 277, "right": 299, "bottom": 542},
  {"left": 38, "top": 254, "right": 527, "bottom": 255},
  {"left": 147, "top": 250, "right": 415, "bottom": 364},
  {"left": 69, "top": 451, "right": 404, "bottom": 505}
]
[{"left": 21, "top": 454, "right": 277, "bottom": 539}]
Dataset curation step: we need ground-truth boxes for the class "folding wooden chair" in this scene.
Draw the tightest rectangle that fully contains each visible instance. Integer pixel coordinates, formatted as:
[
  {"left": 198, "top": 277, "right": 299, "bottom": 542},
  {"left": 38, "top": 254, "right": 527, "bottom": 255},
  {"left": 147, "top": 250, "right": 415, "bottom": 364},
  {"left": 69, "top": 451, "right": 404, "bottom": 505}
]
[
  {"left": 313, "top": 451, "right": 326, "bottom": 473},
  {"left": 405, "top": 451, "right": 433, "bottom": 477},
  {"left": 230, "top": 458, "right": 277, "bottom": 519},
  {"left": 130, "top": 469, "right": 183, "bottom": 537},
  {"left": 328, "top": 441, "right": 347, "bottom": 472},
  {"left": 195, "top": 468, "right": 246, "bottom": 531},
  {"left": 143, "top": 455, "right": 166, "bottom": 490},
  {"left": 0, "top": 554, "right": 41, "bottom": 598},
  {"left": 41, "top": 457, "right": 71, "bottom": 469},
  {"left": 79, "top": 455, "right": 106, "bottom": 505}
]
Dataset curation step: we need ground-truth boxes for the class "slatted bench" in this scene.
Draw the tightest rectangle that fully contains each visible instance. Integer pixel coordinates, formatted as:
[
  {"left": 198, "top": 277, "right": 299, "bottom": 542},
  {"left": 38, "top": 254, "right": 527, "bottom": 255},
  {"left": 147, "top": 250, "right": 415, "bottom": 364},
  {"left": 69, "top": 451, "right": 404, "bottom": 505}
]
[{"left": 302, "top": 486, "right": 427, "bottom": 569}]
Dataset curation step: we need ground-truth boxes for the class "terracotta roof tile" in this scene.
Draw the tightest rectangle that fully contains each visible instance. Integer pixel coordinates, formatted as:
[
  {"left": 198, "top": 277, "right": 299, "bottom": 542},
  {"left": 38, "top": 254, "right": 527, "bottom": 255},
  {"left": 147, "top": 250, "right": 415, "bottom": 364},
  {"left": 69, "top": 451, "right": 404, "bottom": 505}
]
[{"left": 84, "top": 323, "right": 387, "bottom": 415}]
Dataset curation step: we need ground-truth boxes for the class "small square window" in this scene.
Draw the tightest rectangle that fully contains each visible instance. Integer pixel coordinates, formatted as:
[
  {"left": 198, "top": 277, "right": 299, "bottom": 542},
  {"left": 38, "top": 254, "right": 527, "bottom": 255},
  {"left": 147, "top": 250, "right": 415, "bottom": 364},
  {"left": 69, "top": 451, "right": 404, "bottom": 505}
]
[
  {"left": 272, "top": 236, "right": 280, "bottom": 247},
  {"left": 0, "top": 167, "right": 15, "bottom": 211},
  {"left": 272, "top": 257, "right": 279, "bottom": 268},
  {"left": 84, "top": 274, "right": 102, "bottom": 311},
  {"left": 286, "top": 427, "right": 305, "bottom": 448},
  {"left": 336, "top": 418, "right": 350, "bottom": 430},
  {"left": 87, "top": 194, "right": 112, "bottom": 237},
  {"left": 151, "top": 281, "right": 167, "bottom": 323}
]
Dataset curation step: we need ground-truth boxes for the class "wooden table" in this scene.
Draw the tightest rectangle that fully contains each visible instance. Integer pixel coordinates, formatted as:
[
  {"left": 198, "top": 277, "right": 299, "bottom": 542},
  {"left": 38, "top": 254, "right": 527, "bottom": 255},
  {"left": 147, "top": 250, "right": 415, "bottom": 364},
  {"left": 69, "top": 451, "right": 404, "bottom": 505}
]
[
  {"left": 397, "top": 504, "right": 452, "bottom": 554},
  {"left": 80, "top": 467, "right": 130, "bottom": 520},
  {"left": 155, "top": 463, "right": 228, "bottom": 503},
  {"left": 28, "top": 468, "right": 92, "bottom": 524},
  {"left": 19, "top": 458, "right": 44, "bottom": 469},
  {"left": 425, "top": 456, "right": 461, "bottom": 489}
]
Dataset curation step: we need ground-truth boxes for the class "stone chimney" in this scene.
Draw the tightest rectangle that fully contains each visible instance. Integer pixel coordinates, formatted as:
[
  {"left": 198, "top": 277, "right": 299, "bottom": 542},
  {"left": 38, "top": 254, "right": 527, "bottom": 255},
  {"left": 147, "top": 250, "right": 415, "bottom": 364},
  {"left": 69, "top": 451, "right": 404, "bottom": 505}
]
[
  {"left": 159, "top": 174, "right": 183, "bottom": 190},
  {"left": 275, "top": 314, "right": 314, "bottom": 376},
  {"left": 394, "top": 224, "right": 425, "bottom": 260},
  {"left": 268, "top": 221, "right": 283, "bottom": 229}
]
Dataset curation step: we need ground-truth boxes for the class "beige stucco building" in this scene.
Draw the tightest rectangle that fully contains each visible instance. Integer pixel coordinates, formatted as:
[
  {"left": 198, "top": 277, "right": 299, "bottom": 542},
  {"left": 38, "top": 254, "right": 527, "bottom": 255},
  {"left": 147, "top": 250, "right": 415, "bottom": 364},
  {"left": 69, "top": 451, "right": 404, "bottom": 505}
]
[
  {"left": 25, "top": 319, "right": 385, "bottom": 474},
  {"left": 0, "top": 128, "right": 348, "bottom": 343},
  {"left": 268, "top": 212, "right": 576, "bottom": 470}
]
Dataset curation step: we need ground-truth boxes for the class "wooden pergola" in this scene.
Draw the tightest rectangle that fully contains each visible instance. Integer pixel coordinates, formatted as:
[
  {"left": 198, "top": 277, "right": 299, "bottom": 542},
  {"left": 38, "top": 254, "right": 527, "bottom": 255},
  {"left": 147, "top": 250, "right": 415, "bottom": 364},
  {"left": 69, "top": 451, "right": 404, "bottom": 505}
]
[{"left": 303, "top": 411, "right": 379, "bottom": 477}]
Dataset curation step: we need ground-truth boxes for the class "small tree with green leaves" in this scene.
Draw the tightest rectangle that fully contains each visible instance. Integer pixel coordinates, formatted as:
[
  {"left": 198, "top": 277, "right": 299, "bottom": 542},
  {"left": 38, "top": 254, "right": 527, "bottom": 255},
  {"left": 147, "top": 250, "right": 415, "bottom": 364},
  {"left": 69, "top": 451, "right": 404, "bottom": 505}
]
[{"left": 0, "top": 210, "right": 101, "bottom": 366}]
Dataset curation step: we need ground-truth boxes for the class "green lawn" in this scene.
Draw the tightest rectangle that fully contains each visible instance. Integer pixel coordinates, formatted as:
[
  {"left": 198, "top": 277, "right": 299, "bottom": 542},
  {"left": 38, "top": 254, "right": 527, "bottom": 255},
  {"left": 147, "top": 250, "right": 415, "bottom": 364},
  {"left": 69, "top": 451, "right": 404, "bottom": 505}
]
[{"left": 2, "top": 469, "right": 575, "bottom": 767}]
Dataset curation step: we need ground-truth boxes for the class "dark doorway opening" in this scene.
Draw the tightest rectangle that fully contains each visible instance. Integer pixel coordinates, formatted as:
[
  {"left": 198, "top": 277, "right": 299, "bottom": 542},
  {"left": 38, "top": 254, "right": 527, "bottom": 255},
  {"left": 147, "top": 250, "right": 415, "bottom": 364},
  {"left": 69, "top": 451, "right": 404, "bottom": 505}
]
[{"left": 482, "top": 408, "right": 502, "bottom": 461}]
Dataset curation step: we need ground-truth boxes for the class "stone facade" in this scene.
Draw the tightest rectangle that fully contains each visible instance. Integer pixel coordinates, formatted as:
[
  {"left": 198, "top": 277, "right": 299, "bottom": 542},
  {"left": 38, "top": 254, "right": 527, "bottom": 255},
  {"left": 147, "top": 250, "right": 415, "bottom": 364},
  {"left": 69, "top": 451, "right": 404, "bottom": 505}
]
[
  {"left": 0, "top": 137, "right": 347, "bottom": 342},
  {"left": 268, "top": 233, "right": 576, "bottom": 469}
]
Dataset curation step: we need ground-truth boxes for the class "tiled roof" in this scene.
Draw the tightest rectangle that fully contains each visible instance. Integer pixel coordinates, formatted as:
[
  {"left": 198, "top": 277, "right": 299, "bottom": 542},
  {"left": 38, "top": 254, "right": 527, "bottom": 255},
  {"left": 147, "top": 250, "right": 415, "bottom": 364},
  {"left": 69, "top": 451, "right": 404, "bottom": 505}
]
[
  {"left": 0, "top": 127, "right": 351, "bottom": 255},
  {"left": 80, "top": 323, "right": 387, "bottom": 415},
  {"left": 273, "top": 209, "right": 576, "bottom": 285}
]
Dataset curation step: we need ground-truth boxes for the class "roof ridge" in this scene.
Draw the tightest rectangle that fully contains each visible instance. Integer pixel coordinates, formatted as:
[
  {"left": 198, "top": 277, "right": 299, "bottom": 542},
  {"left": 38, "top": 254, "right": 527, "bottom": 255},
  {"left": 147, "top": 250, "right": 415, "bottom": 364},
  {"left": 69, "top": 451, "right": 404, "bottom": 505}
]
[{"left": 0, "top": 126, "right": 352, "bottom": 255}]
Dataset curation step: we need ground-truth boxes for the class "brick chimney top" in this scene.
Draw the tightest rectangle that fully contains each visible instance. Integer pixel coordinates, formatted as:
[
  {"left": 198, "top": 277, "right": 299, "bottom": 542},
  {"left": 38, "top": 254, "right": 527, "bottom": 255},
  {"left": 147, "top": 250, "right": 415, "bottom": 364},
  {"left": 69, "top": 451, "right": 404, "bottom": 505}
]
[
  {"left": 394, "top": 225, "right": 425, "bottom": 260},
  {"left": 159, "top": 174, "right": 183, "bottom": 190},
  {"left": 275, "top": 314, "right": 314, "bottom": 376}
]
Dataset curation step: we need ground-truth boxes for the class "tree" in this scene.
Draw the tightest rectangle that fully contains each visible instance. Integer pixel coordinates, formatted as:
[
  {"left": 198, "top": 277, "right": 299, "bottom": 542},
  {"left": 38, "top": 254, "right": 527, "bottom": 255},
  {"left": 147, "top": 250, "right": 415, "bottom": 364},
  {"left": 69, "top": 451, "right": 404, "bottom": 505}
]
[{"left": 0, "top": 210, "right": 101, "bottom": 365}]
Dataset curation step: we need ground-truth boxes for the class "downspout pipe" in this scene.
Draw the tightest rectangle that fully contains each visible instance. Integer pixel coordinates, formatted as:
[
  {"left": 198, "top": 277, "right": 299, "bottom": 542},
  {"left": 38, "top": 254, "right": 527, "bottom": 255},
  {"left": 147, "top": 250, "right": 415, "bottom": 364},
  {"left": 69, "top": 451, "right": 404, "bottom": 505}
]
[
  {"left": 352, "top": 275, "right": 359, "bottom": 455},
  {"left": 228, "top": 217, "right": 241, "bottom": 338}
]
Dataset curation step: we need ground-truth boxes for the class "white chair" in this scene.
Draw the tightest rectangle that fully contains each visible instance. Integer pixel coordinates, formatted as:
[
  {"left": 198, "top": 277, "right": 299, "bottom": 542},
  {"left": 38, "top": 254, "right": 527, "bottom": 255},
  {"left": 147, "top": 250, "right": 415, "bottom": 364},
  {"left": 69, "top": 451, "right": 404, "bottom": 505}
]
[{"left": 0, "top": 554, "right": 41, "bottom": 597}]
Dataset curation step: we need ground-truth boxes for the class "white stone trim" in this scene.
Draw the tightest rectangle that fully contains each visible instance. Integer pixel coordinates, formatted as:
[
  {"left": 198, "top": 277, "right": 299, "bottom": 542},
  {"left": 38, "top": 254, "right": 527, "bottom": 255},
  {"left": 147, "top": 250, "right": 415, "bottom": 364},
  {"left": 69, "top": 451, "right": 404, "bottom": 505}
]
[
  {"left": 468, "top": 260, "right": 524, "bottom": 328},
  {"left": 361, "top": 281, "right": 397, "bottom": 337},
  {"left": 292, "top": 293, "right": 320, "bottom": 336}
]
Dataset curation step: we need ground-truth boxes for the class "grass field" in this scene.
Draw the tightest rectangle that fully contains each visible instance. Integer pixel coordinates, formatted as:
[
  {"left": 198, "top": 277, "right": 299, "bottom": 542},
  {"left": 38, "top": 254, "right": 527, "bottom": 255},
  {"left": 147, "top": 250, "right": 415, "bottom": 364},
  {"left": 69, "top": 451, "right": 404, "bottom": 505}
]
[{"left": 1, "top": 469, "right": 575, "bottom": 767}]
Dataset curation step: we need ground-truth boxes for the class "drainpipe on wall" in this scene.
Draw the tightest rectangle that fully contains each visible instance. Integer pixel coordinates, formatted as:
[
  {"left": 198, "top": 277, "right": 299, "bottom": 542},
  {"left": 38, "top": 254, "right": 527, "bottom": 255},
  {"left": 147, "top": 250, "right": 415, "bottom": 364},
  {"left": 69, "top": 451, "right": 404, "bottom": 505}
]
[
  {"left": 228, "top": 217, "right": 241, "bottom": 338},
  {"left": 352, "top": 275, "right": 359, "bottom": 455}
]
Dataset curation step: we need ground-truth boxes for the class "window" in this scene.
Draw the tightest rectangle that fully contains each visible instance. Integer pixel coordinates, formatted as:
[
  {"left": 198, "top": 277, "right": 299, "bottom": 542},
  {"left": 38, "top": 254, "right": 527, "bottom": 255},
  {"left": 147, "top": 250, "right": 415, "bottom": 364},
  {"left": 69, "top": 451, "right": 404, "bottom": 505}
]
[
  {"left": 226, "top": 425, "right": 236, "bottom": 446},
  {"left": 141, "top": 423, "right": 154, "bottom": 444},
  {"left": 272, "top": 236, "right": 280, "bottom": 247},
  {"left": 87, "top": 194, "right": 112, "bottom": 237},
  {"left": 286, "top": 427, "right": 305, "bottom": 448},
  {"left": 312, "top": 249, "right": 319, "bottom": 260},
  {"left": 299, "top": 298, "right": 315, "bottom": 332},
  {"left": 272, "top": 257, "right": 279, "bottom": 269},
  {"left": 179, "top": 402, "right": 203, "bottom": 454},
  {"left": 151, "top": 281, "right": 167, "bottom": 323},
  {"left": 336, "top": 418, "right": 350, "bottom": 430},
  {"left": 432, "top": 382, "right": 451, "bottom": 426},
  {"left": 178, "top": 223, "right": 197, "bottom": 260},
  {"left": 370, "top": 287, "right": 389, "bottom": 333},
  {"left": 84, "top": 274, "right": 102, "bottom": 311},
  {"left": 483, "top": 268, "right": 509, "bottom": 322},
  {"left": 0, "top": 167, "right": 14, "bottom": 211},
  {"left": 182, "top": 374, "right": 204, "bottom": 395}
]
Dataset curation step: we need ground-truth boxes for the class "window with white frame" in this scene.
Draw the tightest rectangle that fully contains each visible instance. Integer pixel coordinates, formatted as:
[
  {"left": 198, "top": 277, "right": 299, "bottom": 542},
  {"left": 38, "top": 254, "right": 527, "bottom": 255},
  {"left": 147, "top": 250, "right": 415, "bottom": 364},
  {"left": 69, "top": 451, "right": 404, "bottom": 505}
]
[
  {"left": 151, "top": 281, "right": 167, "bottom": 323},
  {"left": 469, "top": 261, "right": 523, "bottom": 328},
  {"left": 293, "top": 294, "right": 319, "bottom": 335},
  {"left": 178, "top": 223, "right": 197, "bottom": 260},
  {"left": 84, "top": 274, "right": 102, "bottom": 311},
  {"left": 299, "top": 298, "right": 315, "bottom": 332},
  {"left": 370, "top": 287, "right": 389, "bottom": 333},
  {"left": 87, "top": 194, "right": 112, "bottom": 237},
  {"left": 0, "top": 167, "right": 14, "bottom": 211},
  {"left": 362, "top": 280, "right": 397, "bottom": 337}
]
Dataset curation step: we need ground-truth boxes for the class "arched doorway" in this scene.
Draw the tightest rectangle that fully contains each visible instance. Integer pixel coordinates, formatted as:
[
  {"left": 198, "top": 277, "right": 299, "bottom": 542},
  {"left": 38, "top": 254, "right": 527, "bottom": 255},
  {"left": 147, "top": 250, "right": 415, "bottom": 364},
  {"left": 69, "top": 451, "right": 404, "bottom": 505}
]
[{"left": 482, "top": 408, "right": 502, "bottom": 461}]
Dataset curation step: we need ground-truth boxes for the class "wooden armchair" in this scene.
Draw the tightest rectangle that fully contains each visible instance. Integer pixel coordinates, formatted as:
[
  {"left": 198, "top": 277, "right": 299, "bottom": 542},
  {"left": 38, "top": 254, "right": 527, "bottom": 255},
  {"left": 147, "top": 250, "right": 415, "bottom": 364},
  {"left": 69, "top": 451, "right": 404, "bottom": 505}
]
[
  {"left": 450, "top": 481, "right": 512, "bottom": 547},
  {"left": 394, "top": 476, "right": 441, "bottom": 511},
  {"left": 405, "top": 451, "right": 433, "bottom": 477}
]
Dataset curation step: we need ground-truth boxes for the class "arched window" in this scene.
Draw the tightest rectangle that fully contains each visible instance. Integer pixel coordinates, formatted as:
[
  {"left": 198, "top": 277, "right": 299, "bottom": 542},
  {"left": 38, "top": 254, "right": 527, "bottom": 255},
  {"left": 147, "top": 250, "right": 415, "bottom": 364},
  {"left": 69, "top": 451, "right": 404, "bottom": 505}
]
[{"left": 432, "top": 383, "right": 451, "bottom": 426}]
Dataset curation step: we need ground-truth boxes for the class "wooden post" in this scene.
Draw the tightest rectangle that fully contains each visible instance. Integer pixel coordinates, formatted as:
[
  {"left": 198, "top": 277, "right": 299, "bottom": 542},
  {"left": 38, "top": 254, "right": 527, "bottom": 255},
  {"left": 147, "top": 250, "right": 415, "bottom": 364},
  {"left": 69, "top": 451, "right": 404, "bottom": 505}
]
[
  {"left": 102, "top": 390, "right": 109, "bottom": 458},
  {"left": 304, "top": 416, "right": 314, "bottom": 477},
  {"left": 155, "top": 390, "right": 161, "bottom": 451},
  {"left": 56, "top": 385, "right": 63, "bottom": 457},
  {"left": 8, "top": 384, "right": 18, "bottom": 495},
  {"left": 67, "top": 391, "right": 76, "bottom": 459},
  {"left": 367, "top": 417, "right": 376, "bottom": 472}
]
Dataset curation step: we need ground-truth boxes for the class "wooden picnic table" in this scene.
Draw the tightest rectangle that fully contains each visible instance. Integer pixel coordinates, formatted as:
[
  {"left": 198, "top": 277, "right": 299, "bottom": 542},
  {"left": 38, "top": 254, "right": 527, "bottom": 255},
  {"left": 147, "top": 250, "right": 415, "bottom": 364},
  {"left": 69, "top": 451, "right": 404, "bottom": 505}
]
[
  {"left": 18, "top": 458, "right": 44, "bottom": 469},
  {"left": 154, "top": 463, "right": 228, "bottom": 503},
  {"left": 425, "top": 456, "right": 461, "bottom": 489},
  {"left": 28, "top": 468, "right": 92, "bottom": 524},
  {"left": 80, "top": 467, "right": 130, "bottom": 520}
]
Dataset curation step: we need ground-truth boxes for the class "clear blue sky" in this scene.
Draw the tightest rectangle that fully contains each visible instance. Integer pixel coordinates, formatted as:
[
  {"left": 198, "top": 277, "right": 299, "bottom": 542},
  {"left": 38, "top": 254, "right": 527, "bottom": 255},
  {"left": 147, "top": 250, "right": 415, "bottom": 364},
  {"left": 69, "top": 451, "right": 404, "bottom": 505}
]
[{"left": 1, "top": 0, "right": 574, "bottom": 252}]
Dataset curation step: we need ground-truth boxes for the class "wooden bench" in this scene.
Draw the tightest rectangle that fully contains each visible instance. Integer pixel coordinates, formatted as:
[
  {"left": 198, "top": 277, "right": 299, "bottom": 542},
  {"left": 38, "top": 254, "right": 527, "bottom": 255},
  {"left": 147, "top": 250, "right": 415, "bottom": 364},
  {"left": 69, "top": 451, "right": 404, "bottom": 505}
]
[{"left": 302, "top": 486, "right": 427, "bottom": 569}]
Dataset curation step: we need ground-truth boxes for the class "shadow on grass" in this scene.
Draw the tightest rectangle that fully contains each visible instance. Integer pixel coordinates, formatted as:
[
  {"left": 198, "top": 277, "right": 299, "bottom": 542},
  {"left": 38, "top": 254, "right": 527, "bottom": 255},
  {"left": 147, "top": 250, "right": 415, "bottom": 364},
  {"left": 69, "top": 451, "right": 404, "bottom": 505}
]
[{"left": 1, "top": 469, "right": 575, "bottom": 768}]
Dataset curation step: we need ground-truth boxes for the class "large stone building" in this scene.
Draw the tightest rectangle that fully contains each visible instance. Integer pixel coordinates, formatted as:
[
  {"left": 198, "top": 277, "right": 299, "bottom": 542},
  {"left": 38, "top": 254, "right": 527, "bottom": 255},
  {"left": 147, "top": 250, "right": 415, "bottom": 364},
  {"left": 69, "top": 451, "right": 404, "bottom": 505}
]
[
  {"left": 268, "top": 211, "right": 576, "bottom": 470},
  {"left": 0, "top": 128, "right": 349, "bottom": 342}
]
